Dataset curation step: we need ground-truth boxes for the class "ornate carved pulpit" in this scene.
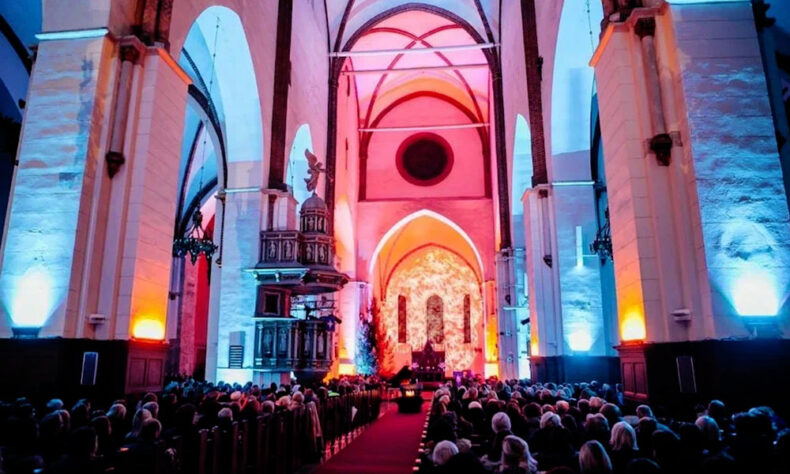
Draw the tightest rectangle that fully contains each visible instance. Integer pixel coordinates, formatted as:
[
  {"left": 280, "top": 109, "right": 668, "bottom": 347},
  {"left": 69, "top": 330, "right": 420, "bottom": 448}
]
[{"left": 249, "top": 192, "right": 348, "bottom": 385}]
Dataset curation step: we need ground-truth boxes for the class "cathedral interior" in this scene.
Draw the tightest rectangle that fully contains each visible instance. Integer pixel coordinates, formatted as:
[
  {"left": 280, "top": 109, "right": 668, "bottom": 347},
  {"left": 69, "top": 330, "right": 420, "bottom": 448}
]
[{"left": 0, "top": 0, "right": 790, "bottom": 437}]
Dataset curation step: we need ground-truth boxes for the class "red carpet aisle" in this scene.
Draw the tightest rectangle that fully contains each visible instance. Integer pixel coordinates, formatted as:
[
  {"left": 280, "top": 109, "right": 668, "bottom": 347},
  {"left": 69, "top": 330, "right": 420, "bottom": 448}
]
[{"left": 314, "top": 399, "right": 427, "bottom": 473}]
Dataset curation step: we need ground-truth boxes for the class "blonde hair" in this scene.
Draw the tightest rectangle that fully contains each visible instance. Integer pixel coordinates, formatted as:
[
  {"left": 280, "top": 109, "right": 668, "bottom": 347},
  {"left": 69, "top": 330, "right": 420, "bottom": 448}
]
[
  {"left": 579, "top": 440, "right": 612, "bottom": 474},
  {"left": 501, "top": 435, "right": 537, "bottom": 472},
  {"left": 610, "top": 421, "right": 638, "bottom": 451}
]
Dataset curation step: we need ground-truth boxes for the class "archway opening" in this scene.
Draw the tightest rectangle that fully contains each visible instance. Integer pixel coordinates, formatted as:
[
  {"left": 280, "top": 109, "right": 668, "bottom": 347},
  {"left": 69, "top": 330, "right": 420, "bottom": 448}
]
[
  {"left": 167, "top": 5, "right": 263, "bottom": 377},
  {"left": 369, "top": 212, "right": 486, "bottom": 377}
]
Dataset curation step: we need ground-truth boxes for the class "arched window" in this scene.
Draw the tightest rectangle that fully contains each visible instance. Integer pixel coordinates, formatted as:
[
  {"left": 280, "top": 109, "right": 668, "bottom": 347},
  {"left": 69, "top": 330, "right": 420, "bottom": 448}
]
[
  {"left": 398, "top": 295, "right": 407, "bottom": 343},
  {"left": 426, "top": 295, "right": 444, "bottom": 345},
  {"left": 463, "top": 294, "right": 471, "bottom": 343}
]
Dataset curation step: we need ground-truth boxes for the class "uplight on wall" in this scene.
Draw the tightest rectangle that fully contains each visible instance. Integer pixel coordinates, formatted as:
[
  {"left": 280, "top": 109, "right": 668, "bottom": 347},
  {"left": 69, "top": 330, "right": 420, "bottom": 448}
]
[
  {"left": 338, "top": 362, "right": 356, "bottom": 375},
  {"left": 530, "top": 334, "right": 539, "bottom": 356},
  {"left": 732, "top": 272, "right": 779, "bottom": 317},
  {"left": 485, "top": 362, "right": 499, "bottom": 379},
  {"left": 620, "top": 310, "right": 646, "bottom": 342},
  {"left": 567, "top": 328, "right": 593, "bottom": 352},
  {"left": 9, "top": 266, "right": 58, "bottom": 331},
  {"left": 132, "top": 318, "right": 165, "bottom": 340}
]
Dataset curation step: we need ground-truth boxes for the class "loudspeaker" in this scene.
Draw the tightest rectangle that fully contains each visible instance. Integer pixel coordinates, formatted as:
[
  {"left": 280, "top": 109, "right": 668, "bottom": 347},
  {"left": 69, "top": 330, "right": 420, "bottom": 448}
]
[
  {"left": 676, "top": 355, "right": 696, "bottom": 394},
  {"left": 81, "top": 352, "right": 99, "bottom": 385},
  {"left": 229, "top": 331, "right": 245, "bottom": 368}
]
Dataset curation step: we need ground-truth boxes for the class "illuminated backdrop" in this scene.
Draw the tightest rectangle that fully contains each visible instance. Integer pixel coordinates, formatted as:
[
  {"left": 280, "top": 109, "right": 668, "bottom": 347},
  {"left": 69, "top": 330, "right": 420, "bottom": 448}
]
[{"left": 380, "top": 247, "right": 483, "bottom": 375}]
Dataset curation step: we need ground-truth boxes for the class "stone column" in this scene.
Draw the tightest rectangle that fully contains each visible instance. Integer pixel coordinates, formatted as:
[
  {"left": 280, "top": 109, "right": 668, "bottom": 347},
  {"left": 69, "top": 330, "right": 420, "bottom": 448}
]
[
  {"left": 0, "top": 32, "right": 116, "bottom": 337},
  {"left": 213, "top": 185, "right": 263, "bottom": 383},
  {"left": 524, "top": 186, "right": 564, "bottom": 374},
  {"left": 496, "top": 249, "right": 519, "bottom": 379},
  {"left": 112, "top": 47, "right": 189, "bottom": 341},
  {"left": 591, "top": 0, "right": 790, "bottom": 402}
]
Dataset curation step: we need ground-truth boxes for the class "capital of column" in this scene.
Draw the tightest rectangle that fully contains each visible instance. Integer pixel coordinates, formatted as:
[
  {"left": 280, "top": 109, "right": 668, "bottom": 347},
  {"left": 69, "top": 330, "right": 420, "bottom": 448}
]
[
  {"left": 119, "top": 36, "right": 146, "bottom": 64},
  {"left": 634, "top": 17, "right": 656, "bottom": 38}
]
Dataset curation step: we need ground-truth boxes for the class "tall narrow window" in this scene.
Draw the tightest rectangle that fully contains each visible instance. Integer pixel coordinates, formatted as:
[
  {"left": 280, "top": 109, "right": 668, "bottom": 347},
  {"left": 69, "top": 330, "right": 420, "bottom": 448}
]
[
  {"left": 426, "top": 295, "right": 444, "bottom": 345},
  {"left": 398, "top": 295, "right": 407, "bottom": 343},
  {"left": 463, "top": 294, "right": 471, "bottom": 343}
]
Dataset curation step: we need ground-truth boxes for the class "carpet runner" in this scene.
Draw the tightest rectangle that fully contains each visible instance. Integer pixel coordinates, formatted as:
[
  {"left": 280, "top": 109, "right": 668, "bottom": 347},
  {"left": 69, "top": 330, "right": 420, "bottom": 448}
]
[{"left": 314, "top": 398, "right": 427, "bottom": 473}]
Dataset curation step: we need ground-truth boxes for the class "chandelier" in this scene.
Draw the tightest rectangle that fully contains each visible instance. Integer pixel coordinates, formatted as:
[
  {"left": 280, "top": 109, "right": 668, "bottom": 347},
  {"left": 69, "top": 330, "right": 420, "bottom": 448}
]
[
  {"left": 173, "top": 18, "right": 220, "bottom": 267},
  {"left": 590, "top": 208, "right": 613, "bottom": 261},
  {"left": 173, "top": 209, "right": 217, "bottom": 264}
]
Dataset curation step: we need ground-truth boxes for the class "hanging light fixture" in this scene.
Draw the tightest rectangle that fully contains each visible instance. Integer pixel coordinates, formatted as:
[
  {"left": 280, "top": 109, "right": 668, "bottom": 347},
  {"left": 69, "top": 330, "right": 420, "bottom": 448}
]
[
  {"left": 173, "top": 17, "right": 220, "bottom": 266},
  {"left": 590, "top": 208, "right": 613, "bottom": 261},
  {"left": 173, "top": 209, "right": 217, "bottom": 264}
]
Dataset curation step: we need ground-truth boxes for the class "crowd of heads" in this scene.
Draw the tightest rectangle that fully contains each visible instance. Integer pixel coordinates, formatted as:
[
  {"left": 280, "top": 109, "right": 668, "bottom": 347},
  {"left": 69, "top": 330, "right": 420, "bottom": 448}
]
[
  {"left": 0, "top": 374, "right": 381, "bottom": 474},
  {"left": 420, "top": 378, "right": 790, "bottom": 474}
]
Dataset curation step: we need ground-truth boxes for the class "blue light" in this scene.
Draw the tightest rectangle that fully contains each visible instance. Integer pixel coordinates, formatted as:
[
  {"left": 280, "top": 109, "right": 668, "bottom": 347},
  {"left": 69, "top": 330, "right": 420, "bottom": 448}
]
[
  {"left": 8, "top": 266, "right": 57, "bottom": 327},
  {"left": 35, "top": 28, "right": 109, "bottom": 41},
  {"left": 567, "top": 326, "right": 593, "bottom": 352},
  {"left": 732, "top": 271, "right": 779, "bottom": 317}
]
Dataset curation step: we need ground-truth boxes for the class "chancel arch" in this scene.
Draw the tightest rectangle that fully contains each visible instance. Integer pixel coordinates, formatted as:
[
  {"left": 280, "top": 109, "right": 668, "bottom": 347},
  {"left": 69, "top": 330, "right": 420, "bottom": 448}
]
[{"left": 369, "top": 210, "right": 485, "bottom": 376}]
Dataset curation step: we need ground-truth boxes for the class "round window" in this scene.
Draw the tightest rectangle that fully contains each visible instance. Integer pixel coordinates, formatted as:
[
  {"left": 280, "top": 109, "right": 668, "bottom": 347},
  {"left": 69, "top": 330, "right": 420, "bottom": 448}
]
[{"left": 396, "top": 134, "right": 454, "bottom": 186}]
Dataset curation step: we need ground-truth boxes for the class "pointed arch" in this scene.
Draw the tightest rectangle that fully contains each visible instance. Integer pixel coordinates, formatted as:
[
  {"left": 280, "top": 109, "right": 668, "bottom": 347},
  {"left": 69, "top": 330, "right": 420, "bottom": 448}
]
[{"left": 368, "top": 209, "right": 484, "bottom": 283}]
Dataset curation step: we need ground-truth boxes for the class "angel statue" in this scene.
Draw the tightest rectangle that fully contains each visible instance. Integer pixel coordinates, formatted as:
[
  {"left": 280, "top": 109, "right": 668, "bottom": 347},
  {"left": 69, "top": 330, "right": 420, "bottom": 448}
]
[{"left": 304, "top": 149, "right": 331, "bottom": 192}]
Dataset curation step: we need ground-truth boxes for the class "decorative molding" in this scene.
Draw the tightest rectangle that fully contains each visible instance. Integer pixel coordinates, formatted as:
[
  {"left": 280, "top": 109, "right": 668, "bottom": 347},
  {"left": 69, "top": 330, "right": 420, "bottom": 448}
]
[{"left": 151, "top": 47, "right": 192, "bottom": 85}]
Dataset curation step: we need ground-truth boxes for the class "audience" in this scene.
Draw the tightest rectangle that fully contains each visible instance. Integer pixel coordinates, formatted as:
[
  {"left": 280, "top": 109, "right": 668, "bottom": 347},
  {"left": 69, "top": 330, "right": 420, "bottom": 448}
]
[
  {"left": 3, "top": 373, "right": 789, "bottom": 474},
  {"left": 0, "top": 374, "right": 382, "bottom": 474},
  {"left": 416, "top": 377, "right": 790, "bottom": 474}
]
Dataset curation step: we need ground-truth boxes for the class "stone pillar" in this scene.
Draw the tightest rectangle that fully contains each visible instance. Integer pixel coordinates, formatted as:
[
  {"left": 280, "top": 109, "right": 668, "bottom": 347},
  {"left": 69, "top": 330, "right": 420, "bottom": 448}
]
[
  {"left": 524, "top": 186, "right": 564, "bottom": 373},
  {"left": 205, "top": 192, "right": 225, "bottom": 381},
  {"left": 0, "top": 32, "right": 116, "bottom": 337},
  {"left": 336, "top": 280, "right": 364, "bottom": 375},
  {"left": 665, "top": 1, "right": 790, "bottom": 334},
  {"left": 113, "top": 47, "right": 189, "bottom": 341},
  {"left": 496, "top": 249, "right": 515, "bottom": 378},
  {"left": 483, "top": 279, "right": 499, "bottom": 377},
  {"left": 512, "top": 247, "right": 531, "bottom": 377},
  {"left": 213, "top": 186, "right": 263, "bottom": 383},
  {"left": 93, "top": 37, "right": 146, "bottom": 340},
  {"left": 591, "top": 0, "right": 790, "bottom": 403}
]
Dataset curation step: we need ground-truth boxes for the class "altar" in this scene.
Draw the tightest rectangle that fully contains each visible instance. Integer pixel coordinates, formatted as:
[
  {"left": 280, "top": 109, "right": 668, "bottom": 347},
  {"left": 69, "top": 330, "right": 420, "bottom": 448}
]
[{"left": 411, "top": 341, "right": 445, "bottom": 382}]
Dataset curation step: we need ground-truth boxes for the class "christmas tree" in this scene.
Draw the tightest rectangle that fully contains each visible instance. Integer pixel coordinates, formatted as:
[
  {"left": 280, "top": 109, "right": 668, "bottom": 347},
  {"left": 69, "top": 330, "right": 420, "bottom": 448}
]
[{"left": 356, "top": 307, "right": 378, "bottom": 375}]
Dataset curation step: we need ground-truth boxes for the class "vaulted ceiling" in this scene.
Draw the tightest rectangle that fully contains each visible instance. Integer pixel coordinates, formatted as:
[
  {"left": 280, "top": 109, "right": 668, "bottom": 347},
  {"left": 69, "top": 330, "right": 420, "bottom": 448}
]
[{"left": 325, "top": 0, "right": 501, "bottom": 51}]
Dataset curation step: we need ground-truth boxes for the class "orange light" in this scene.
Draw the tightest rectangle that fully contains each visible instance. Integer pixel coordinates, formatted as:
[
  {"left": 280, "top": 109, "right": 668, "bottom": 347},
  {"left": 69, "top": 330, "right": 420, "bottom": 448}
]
[
  {"left": 485, "top": 362, "right": 499, "bottom": 379},
  {"left": 132, "top": 318, "right": 165, "bottom": 340},
  {"left": 338, "top": 363, "right": 356, "bottom": 375},
  {"left": 621, "top": 311, "right": 646, "bottom": 341}
]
